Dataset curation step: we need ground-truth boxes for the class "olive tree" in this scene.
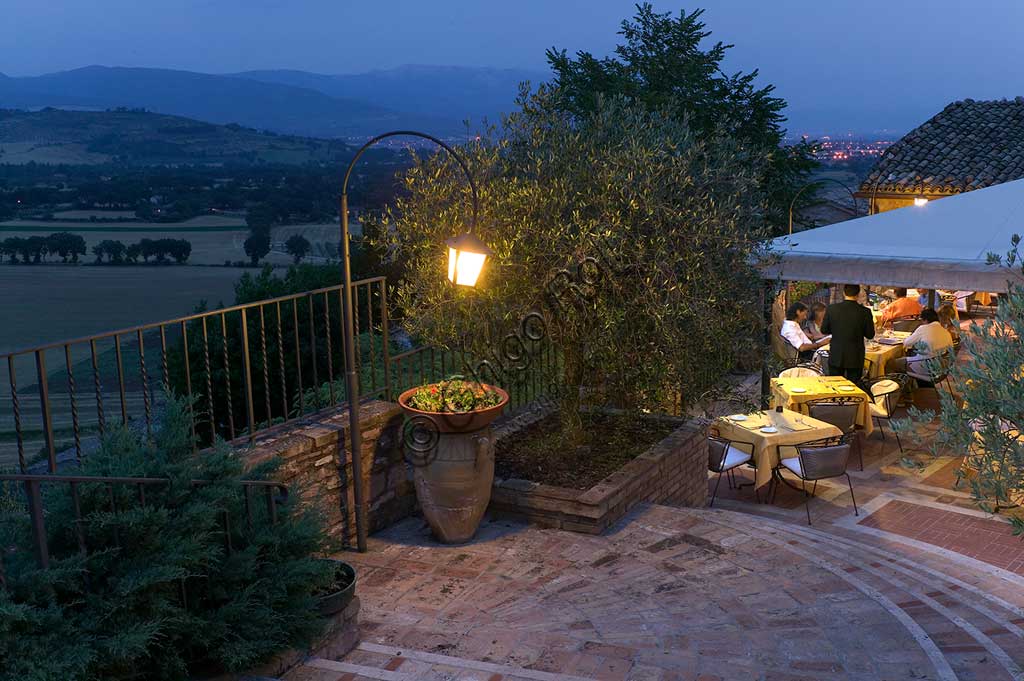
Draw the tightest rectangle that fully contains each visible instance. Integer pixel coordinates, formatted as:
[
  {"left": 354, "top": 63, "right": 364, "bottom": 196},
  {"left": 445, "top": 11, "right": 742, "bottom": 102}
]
[
  {"left": 897, "top": 239, "right": 1024, "bottom": 533},
  {"left": 376, "top": 89, "right": 769, "bottom": 441}
]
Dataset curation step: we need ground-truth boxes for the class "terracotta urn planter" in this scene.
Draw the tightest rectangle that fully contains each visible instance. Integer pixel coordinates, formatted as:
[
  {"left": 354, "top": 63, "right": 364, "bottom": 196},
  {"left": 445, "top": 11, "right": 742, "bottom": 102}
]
[{"left": 398, "top": 383, "right": 509, "bottom": 543}]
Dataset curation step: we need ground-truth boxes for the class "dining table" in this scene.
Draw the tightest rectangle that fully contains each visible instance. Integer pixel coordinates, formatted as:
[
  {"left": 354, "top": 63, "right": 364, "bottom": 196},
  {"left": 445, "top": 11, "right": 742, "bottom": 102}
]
[
  {"left": 713, "top": 408, "right": 843, "bottom": 490},
  {"left": 815, "top": 331, "right": 909, "bottom": 379},
  {"left": 770, "top": 375, "right": 874, "bottom": 435}
]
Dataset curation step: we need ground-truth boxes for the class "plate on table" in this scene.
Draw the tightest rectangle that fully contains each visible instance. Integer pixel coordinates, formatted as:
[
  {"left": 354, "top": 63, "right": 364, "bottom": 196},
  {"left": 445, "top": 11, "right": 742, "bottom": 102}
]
[
  {"left": 759, "top": 426, "right": 778, "bottom": 434},
  {"left": 790, "top": 387, "right": 807, "bottom": 393},
  {"left": 837, "top": 385, "right": 856, "bottom": 392},
  {"left": 728, "top": 414, "right": 748, "bottom": 421}
]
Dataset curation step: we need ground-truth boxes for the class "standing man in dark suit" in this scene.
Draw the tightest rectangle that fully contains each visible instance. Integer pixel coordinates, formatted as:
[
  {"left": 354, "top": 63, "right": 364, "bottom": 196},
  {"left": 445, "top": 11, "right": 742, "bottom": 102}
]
[{"left": 820, "top": 284, "right": 875, "bottom": 383}]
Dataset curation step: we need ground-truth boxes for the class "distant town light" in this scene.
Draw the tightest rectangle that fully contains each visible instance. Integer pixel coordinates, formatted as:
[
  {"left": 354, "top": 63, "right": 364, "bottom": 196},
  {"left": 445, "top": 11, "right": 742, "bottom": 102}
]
[{"left": 914, "top": 196, "right": 929, "bottom": 207}]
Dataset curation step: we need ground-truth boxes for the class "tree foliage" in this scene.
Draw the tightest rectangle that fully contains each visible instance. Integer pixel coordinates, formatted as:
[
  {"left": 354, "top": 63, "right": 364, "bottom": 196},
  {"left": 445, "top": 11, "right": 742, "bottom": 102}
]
[
  {"left": 285, "top": 234, "right": 312, "bottom": 264},
  {"left": 244, "top": 229, "right": 272, "bottom": 266},
  {"left": 0, "top": 394, "right": 335, "bottom": 680},
  {"left": 896, "top": 238, "right": 1024, "bottom": 533},
  {"left": 376, "top": 89, "right": 769, "bottom": 438},
  {"left": 545, "top": 3, "right": 818, "bottom": 234}
]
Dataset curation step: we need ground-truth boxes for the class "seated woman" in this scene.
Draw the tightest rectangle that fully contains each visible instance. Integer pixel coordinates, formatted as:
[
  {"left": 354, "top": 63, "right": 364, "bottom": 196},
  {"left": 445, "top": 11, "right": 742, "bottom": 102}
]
[
  {"left": 937, "top": 303, "right": 961, "bottom": 342},
  {"left": 802, "top": 301, "right": 828, "bottom": 341},
  {"left": 782, "top": 302, "right": 830, "bottom": 361}
]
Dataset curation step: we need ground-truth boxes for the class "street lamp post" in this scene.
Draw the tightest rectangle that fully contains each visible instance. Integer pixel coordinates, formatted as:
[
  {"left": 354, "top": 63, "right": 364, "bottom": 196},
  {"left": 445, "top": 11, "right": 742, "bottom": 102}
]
[
  {"left": 787, "top": 178, "right": 860, "bottom": 235},
  {"left": 340, "top": 130, "right": 489, "bottom": 552}
]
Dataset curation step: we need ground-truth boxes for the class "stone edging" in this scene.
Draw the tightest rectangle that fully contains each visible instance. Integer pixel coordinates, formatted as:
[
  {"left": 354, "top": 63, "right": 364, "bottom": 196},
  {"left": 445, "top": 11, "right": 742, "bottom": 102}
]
[{"left": 489, "top": 415, "right": 709, "bottom": 534}]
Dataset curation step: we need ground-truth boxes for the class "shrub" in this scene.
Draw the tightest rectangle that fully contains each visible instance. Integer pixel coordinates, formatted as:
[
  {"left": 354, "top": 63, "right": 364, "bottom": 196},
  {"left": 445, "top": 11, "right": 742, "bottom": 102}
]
[
  {"left": 0, "top": 394, "right": 335, "bottom": 680},
  {"left": 896, "top": 238, "right": 1024, "bottom": 533}
]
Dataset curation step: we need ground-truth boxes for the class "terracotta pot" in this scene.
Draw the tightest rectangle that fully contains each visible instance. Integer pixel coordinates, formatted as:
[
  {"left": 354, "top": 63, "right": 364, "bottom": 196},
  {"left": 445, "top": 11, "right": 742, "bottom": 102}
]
[
  {"left": 397, "top": 384, "right": 509, "bottom": 433},
  {"left": 412, "top": 428, "right": 495, "bottom": 543},
  {"left": 397, "top": 383, "right": 506, "bottom": 543}
]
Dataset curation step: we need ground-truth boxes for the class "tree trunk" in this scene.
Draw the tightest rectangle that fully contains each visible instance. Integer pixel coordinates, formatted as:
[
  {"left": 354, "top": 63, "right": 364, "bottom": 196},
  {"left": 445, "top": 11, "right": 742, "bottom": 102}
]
[{"left": 559, "top": 346, "right": 585, "bottom": 446}]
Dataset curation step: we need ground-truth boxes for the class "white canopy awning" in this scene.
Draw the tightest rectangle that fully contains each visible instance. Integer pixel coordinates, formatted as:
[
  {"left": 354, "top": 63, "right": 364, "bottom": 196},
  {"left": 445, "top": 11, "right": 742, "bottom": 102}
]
[{"left": 763, "top": 177, "right": 1024, "bottom": 292}]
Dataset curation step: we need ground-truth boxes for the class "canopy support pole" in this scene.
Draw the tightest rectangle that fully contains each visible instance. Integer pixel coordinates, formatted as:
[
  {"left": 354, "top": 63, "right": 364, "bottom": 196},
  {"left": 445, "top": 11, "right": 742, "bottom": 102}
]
[{"left": 761, "top": 281, "right": 774, "bottom": 409}]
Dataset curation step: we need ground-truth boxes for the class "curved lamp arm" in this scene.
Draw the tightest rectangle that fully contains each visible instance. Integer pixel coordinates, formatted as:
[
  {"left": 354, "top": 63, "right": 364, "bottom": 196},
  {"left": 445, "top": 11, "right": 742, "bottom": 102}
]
[
  {"left": 341, "top": 130, "right": 479, "bottom": 230},
  {"left": 336, "top": 130, "right": 480, "bottom": 554},
  {"left": 788, "top": 178, "right": 859, "bottom": 235}
]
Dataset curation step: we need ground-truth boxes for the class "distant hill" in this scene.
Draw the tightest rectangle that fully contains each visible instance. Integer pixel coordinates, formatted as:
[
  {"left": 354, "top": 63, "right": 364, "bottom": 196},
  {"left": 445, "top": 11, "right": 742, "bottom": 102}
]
[
  {"left": 0, "top": 66, "right": 457, "bottom": 138},
  {"left": 232, "top": 65, "right": 547, "bottom": 126},
  {"left": 0, "top": 108, "right": 355, "bottom": 165}
]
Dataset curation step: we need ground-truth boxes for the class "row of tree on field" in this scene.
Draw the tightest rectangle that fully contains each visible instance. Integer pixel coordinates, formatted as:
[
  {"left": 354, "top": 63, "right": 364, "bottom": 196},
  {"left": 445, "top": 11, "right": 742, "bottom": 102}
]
[
  {"left": 1, "top": 232, "right": 87, "bottom": 263},
  {"left": 0, "top": 232, "right": 192, "bottom": 264},
  {"left": 93, "top": 237, "right": 192, "bottom": 264}
]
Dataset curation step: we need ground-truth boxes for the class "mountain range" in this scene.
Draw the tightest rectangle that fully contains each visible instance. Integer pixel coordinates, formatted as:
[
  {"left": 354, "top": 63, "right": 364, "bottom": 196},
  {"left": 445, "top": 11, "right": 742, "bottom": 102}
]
[{"left": 0, "top": 65, "right": 547, "bottom": 139}]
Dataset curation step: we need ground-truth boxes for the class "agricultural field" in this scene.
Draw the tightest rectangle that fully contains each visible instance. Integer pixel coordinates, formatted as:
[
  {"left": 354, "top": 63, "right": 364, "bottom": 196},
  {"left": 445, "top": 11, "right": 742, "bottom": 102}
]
[
  {"left": 0, "top": 265, "right": 244, "bottom": 353},
  {"left": 0, "top": 217, "right": 345, "bottom": 265}
]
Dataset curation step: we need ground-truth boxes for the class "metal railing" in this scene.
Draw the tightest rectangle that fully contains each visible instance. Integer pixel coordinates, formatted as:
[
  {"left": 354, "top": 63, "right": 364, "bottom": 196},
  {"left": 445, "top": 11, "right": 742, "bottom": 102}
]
[
  {"left": 0, "top": 472, "right": 288, "bottom": 589},
  {"left": 1, "top": 276, "right": 390, "bottom": 472},
  {"left": 1, "top": 276, "right": 562, "bottom": 473},
  {"left": 387, "top": 339, "right": 559, "bottom": 413}
]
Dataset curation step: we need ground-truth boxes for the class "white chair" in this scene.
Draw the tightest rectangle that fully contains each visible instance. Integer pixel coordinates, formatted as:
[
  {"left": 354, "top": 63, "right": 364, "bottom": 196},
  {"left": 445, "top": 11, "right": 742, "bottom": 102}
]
[
  {"left": 707, "top": 435, "right": 755, "bottom": 507},
  {"left": 778, "top": 363, "right": 823, "bottom": 378},
  {"left": 867, "top": 375, "right": 908, "bottom": 453}
]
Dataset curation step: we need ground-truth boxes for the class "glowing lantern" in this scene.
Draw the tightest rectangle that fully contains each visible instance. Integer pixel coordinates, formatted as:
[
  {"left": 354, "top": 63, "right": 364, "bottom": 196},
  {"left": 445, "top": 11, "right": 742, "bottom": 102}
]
[
  {"left": 446, "top": 232, "right": 492, "bottom": 287},
  {"left": 913, "top": 196, "right": 929, "bottom": 207}
]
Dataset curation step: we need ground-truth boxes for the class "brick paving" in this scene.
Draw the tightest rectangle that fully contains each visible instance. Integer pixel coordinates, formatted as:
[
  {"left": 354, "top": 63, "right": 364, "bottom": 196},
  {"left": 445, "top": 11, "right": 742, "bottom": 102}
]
[
  {"left": 283, "top": 503, "right": 1024, "bottom": 681},
  {"left": 858, "top": 500, "right": 1024, "bottom": 575},
  {"left": 277, "top": 385, "right": 1024, "bottom": 681}
]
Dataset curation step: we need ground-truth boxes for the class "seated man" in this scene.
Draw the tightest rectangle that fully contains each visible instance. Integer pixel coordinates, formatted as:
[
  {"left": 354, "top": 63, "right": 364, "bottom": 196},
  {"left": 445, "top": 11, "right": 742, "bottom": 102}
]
[
  {"left": 889, "top": 308, "right": 953, "bottom": 373},
  {"left": 880, "top": 287, "right": 923, "bottom": 326},
  {"left": 781, "top": 302, "right": 830, "bottom": 361}
]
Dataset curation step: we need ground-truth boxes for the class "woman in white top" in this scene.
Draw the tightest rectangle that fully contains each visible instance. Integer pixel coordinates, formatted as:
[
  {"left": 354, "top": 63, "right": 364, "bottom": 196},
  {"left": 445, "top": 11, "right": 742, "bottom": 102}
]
[{"left": 781, "top": 302, "right": 830, "bottom": 361}]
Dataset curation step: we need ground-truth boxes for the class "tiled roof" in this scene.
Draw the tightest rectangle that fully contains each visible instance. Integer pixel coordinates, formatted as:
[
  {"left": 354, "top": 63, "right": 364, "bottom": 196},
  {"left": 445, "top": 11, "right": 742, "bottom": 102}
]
[{"left": 860, "top": 97, "right": 1024, "bottom": 195}]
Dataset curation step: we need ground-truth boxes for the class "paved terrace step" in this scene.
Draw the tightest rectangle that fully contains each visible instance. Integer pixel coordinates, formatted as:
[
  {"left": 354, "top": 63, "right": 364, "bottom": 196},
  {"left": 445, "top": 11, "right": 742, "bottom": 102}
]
[
  {"left": 286, "top": 505, "right": 1024, "bottom": 681},
  {"left": 706, "top": 509, "right": 1024, "bottom": 681},
  {"left": 291, "top": 642, "right": 597, "bottom": 681}
]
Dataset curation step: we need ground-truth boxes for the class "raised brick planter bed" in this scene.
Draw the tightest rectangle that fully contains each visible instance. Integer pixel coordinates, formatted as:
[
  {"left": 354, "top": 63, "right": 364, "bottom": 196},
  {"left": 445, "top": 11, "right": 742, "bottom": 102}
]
[{"left": 489, "top": 416, "right": 708, "bottom": 534}]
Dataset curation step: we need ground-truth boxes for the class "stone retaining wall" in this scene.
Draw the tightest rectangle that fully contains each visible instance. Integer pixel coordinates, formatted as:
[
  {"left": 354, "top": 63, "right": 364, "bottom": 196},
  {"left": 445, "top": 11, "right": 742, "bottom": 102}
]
[
  {"left": 238, "top": 401, "right": 414, "bottom": 547},
  {"left": 237, "top": 401, "right": 708, "bottom": 542},
  {"left": 489, "top": 417, "right": 708, "bottom": 534}
]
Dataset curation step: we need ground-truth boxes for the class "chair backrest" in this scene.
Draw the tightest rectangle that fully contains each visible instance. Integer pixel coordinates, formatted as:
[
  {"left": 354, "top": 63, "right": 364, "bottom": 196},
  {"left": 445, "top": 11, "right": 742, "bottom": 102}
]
[
  {"left": 807, "top": 397, "right": 862, "bottom": 433},
  {"left": 707, "top": 436, "right": 728, "bottom": 472},
  {"left": 773, "top": 325, "right": 799, "bottom": 362},
  {"left": 893, "top": 318, "right": 924, "bottom": 333},
  {"left": 907, "top": 348, "right": 954, "bottom": 381},
  {"left": 779, "top": 363, "right": 823, "bottom": 379},
  {"left": 798, "top": 440, "right": 852, "bottom": 480},
  {"left": 868, "top": 377, "right": 901, "bottom": 415}
]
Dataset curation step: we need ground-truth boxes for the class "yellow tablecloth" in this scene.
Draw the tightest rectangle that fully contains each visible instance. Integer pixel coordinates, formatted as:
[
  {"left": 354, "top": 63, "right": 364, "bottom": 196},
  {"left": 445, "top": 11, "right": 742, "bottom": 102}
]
[
  {"left": 770, "top": 376, "right": 874, "bottom": 435},
  {"left": 714, "top": 409, "right": 842, "bottom": 489},
  {"left": 865, "top": 341, "right": 904, "bottom": 377},
  {"left": 817, "top": 333, "right": 908, "bottom": 379}
]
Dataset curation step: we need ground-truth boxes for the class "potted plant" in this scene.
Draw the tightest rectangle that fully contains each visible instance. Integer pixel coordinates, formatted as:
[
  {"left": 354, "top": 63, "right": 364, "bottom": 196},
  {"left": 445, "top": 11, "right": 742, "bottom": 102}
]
[
  {"left": 397, "top": 379, "right": 509, "bottom": 543},
  {"left": 315, "top": 558, "right": 357, "bottom": 616}
]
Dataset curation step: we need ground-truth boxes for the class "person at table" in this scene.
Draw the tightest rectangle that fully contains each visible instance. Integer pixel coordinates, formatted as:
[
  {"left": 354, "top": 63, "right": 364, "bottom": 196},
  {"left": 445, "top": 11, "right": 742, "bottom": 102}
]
[
  {"left": 802, "top": 301, "right": 828, "bottom": 341},
  {"left": 880, "top": 287, "right": 922, "bottom": 326},
  {"left": 782, "top": 302, "right": 830, "bottom": 360},
  {"left": 937, "top": 303, "right": 961, "bottom": 342},
  {"left": 889, "top": 308, "right": 954, "bottom": 373},
  {"left": 820, "top": 284, "right": 875, "bottom": 382}
]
